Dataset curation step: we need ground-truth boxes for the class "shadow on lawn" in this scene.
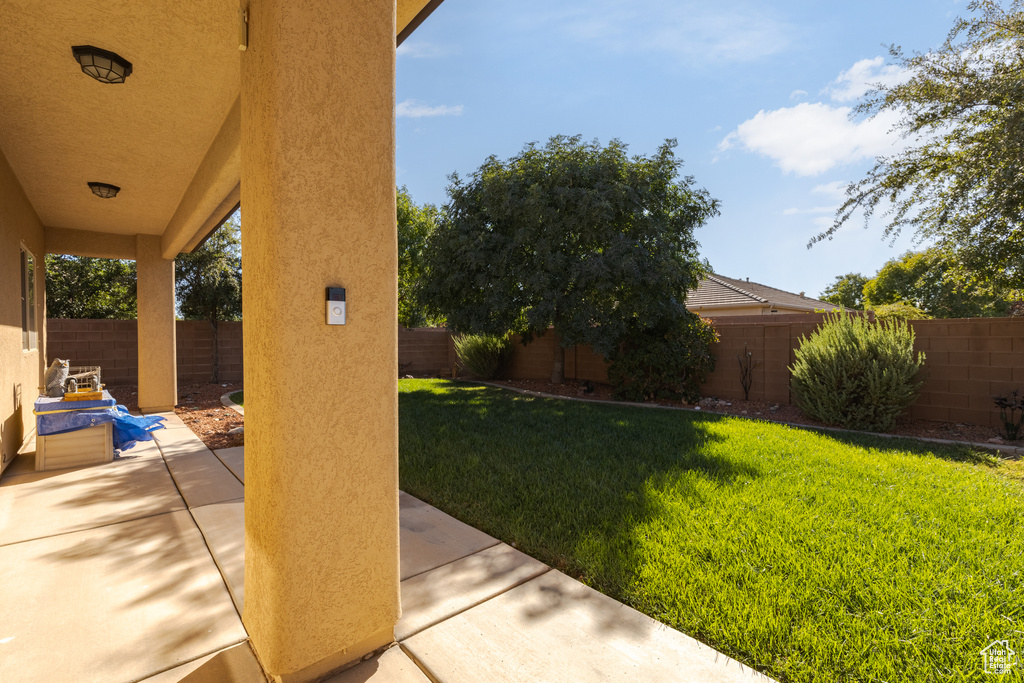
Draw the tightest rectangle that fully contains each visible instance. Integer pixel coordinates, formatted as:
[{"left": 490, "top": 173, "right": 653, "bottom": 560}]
[{"left": 398, "top": 380, "right": 761, "bottom": 626}]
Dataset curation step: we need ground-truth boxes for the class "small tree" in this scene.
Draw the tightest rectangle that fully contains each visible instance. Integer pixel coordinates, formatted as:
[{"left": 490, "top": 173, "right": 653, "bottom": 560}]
[
  {"left": 862, "top": 249, "right": 1009, "bottom": 318},
  {"left": 816, "top": 1, "right": 1024, "bottom": 290},
  {"left": 870, "top": 302, "right": 931, "bottom": 323},
  {"left": 819, "top": 273, "right": 868, "bottom": 310},
  {"left": 176, "top": 212, "right": 242, "bottom": 383},
  {"left": 421, "top": 135, "right": 718, "bottom": 383},
  {"left": 398, "top": 186, "right": 443, "bottom": 328},
  {"left": 45, "top": 255, "right": 137, "bottom": 319}
]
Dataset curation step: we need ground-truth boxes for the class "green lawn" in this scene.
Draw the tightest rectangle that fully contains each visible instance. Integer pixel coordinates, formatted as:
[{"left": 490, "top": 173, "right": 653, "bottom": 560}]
[
  {"left": 229, "top": 390, "right": 243, "bottom": 407},
  {"left": 398, "top": 379, "right": 1024, "bottom": 683}
]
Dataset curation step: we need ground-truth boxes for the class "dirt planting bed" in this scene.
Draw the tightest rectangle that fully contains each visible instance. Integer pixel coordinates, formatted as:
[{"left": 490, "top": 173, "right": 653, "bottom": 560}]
[{"left": 107, "top": 382, "right": 243, "bottom": 451}]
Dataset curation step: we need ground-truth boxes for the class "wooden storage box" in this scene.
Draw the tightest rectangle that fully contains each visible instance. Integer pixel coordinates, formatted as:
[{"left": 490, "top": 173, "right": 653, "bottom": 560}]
[{"left": 35, "top": 423, "right": 113, "bottom": 472}]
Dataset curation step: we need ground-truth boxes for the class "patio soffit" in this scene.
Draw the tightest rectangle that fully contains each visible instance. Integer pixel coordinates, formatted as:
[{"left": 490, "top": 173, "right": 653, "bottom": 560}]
[{"left": 0, "top": 0, "right": 442, "bottom": 253}]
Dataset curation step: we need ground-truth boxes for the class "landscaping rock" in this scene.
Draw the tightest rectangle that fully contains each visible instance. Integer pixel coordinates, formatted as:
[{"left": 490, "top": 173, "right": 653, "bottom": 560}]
[{"left": 228, "top": 426, "right": 244, "bottom": 435}]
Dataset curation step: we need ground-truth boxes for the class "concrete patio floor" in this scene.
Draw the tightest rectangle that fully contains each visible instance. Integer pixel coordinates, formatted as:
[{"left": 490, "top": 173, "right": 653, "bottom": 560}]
[{"left": 0, "top": 415, "right": 772, "bottom": 683}]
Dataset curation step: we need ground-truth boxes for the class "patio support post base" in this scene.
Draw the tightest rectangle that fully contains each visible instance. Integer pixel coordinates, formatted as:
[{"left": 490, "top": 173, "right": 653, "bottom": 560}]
[
  {"left": 239, "top": 0, "right": 401, "bottom": 679},
  {"left": 266, "top": 628, "right": 394, "bottom": 683}
]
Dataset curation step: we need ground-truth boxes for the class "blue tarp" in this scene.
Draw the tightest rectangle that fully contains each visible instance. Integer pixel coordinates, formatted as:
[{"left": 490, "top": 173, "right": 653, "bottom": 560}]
[{"left": 34, "top": 392, "right": 165, "bottom": 453}]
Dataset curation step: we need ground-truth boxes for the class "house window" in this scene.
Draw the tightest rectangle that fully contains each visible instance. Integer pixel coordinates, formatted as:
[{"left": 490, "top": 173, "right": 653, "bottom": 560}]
[{"left": 20, "top": 245, "right": 36, "bottom": 351}]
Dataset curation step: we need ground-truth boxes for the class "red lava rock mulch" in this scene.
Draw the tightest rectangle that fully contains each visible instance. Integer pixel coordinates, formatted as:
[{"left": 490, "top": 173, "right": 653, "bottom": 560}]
[
  {"left": 486, "top": 378, "right": 1018, "bottom": 453},
  {"left": 107, "top": 382, "right": 243, "bottom": 451}
]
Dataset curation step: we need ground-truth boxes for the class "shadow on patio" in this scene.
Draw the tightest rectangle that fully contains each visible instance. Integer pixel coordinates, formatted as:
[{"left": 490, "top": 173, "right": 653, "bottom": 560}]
[{"left": 0, "top": 413, "right": 774, "bottom": 683}]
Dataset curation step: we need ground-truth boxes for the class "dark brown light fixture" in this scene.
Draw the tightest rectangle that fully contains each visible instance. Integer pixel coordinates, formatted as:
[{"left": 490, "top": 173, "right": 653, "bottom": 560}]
[
  {"left": 88, "top": 182, "right": 121, "bottom": 199},
  {"left": 72, "top": 46, "right": 133, "bottom": 84}
]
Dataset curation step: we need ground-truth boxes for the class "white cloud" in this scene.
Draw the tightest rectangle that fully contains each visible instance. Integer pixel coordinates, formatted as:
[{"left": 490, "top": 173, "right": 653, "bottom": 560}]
[
  {"left": 812, "top": 181, "right": 850, "bottom": 202},
  {"left": 811, "top": 215, "right": 835, "bottom": 230},
  {"left": 556, "top": 0, "right": 793, "bottom": 64},
  {"left": 825, "top": 56, "right": 907, "bottom": 103},
  {"left": 783, "top": 183, "right": 850, "bottom": 222},
  {"left": 396, "top": 41, "right": 451, "bottom": 59},
  {"left": 718, "top": 56, "right": 916, "bottom": 175},
  {"left": 782, "top": 206, "right": 836, "bottom": 216},
  {"left": 719, "top": 102, "right": 901, "bottom": 175},
  {"left": 396, "top": 100, "right": 464, "bottom": 118}
]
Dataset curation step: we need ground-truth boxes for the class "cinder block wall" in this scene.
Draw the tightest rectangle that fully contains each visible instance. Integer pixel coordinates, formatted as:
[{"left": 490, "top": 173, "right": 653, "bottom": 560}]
[
  {"left": 697, "top": 316, "right": 1024, "bottom": 429},
  {"left": 46, "top": 319, "right": 244, "bottom": 385},
  {"left": 50, "top": 317, "right": 1024, "bottom": 427},
  {"left": 501, "top": 332, "right": 611, "bottom": 383},
  {"left": 175, "top": 321, "right": 243, "bottom": 384},
  {"left": 46, "top": 319, "right": 139, "bottom": 385},
  {"left": 48, "top": 321, "right": 458, "bottom": 385},
  {"left": 398, "top": 327, "right": 458, "bottom": 375},
  {"left": 909, "top": 319, "right": 1024, "bottom": 426}
]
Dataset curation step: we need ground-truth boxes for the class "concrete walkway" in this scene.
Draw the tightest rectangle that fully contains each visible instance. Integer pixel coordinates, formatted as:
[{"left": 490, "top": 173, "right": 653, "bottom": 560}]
[{"left": 0, "top": 416, "right": 772, "bottom": 683}]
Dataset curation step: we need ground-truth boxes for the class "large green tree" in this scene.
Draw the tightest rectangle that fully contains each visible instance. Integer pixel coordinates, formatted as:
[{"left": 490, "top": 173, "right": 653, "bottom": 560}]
[
  {"left": 397, "top": 186, "right": 442, "bottom": 328},
  {"left": 819, "top": 272, "right": 868, "bottom": 310},
  {"left": 176, "top": 212, "right": 242, "bottom": 382},
  {"left": 45, "top": 256, "right": 137, "bottom": 319},
  {"left": 421, "top": 135, "right": 719, "bottom": 383},
  {"left": 862, "top": 249, "right": 1010, "bottom": 318},
  {"left": 815, "top": 0, "right": 1024, "bottom": 291}
]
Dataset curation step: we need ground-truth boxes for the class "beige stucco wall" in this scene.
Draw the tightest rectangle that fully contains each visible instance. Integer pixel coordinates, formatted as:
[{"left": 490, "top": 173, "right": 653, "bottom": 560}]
[
  {"left": 0, "top": 146, "right": 46, "bottom": 475},
  {"left": 240, "top": 0, "right": 399, "bottom": 679},
  {"left": 135, "top": 235, "right": 177, "bottom": 412}
]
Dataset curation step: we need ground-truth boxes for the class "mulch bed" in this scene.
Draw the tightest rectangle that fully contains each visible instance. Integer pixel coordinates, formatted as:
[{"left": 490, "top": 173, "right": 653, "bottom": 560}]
[
  {"left": 107, "top": 382, "right": 243, "bottom": 451},
  {"left": 486, "top": 378, "right": 1019, "bottom": 452}
]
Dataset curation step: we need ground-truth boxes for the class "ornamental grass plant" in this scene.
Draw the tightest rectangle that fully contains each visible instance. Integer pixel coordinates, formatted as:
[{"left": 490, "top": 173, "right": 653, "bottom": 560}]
[{"left": 452, "top": 332, "right": 514, "bottom": 379}]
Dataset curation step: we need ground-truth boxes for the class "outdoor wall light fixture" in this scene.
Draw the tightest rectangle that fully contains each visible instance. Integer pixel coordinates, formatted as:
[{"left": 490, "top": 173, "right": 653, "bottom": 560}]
[
  {"left": 72, "top": 45, "right": 133, "bottom": 84},
  {"left": 88, "top": 182, "right": 121, "bottom": 199}
]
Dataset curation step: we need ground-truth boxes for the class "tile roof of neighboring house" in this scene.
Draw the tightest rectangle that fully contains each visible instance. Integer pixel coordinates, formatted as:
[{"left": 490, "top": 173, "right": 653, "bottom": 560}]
[{"left": 688, "top": 273, "right": 845, "bottom": 312}]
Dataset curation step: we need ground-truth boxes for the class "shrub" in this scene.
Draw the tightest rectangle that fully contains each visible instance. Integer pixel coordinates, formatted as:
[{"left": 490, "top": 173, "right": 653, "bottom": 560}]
[
  {"left": 994, "top": 390, "right": 1024, "bottom": 440},
  {"left": 871, "top": 301, "right": 931, "bottom": 323},
  {"left": 791, "top": 313, "right": 924, "bottom": 432},
  {"left": 608, "top": 313, "right": 718, "bottom": 403},
  {"left": 453, "top": 333, "right": 514, "bottom": 379}
]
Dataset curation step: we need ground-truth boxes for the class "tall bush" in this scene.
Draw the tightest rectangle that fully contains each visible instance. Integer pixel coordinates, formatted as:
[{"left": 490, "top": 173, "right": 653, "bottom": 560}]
[
  {"left": 453, "top": 333, "right": 514, "bottom": 379},
  {"left": 790, "top": 313, "right": 924, "bottom": 432},
  {"left": 608, "top": 313, "right": 718, "bottom": 403}
]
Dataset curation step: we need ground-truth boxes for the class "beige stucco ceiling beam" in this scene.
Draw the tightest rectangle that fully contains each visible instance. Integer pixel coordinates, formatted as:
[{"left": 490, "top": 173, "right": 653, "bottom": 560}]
[
  {"left": 397, "top": 0, "right": 444, "bottom": 45},
  {"left": 45, "top": 226, "right": 137, "bottom": 260},
  {"left": 183, "top": 183, "right": 240, "bottom": 253},
  {"left": 159, "top": 97, "right": 241, "bottom": 260}
]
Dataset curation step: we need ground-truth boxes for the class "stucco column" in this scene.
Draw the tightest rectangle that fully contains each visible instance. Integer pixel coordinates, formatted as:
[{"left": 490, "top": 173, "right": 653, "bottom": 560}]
[
  {"left": 135, "top": 235, "right": 177, "bottom": 412},
  {"left": 240, "top": 1, "right": 399, "bottom": 681}
]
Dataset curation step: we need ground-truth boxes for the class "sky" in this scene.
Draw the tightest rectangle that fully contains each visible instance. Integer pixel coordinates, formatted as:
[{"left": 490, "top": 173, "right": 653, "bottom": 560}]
[{"left": 395, "top": 0, "right": 969, "bottom": 299}]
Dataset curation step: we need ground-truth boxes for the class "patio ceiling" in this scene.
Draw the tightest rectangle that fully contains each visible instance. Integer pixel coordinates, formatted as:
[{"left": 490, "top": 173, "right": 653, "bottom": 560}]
[{"left": 0, "top": 0, "right": 441, "bottom": 255}]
